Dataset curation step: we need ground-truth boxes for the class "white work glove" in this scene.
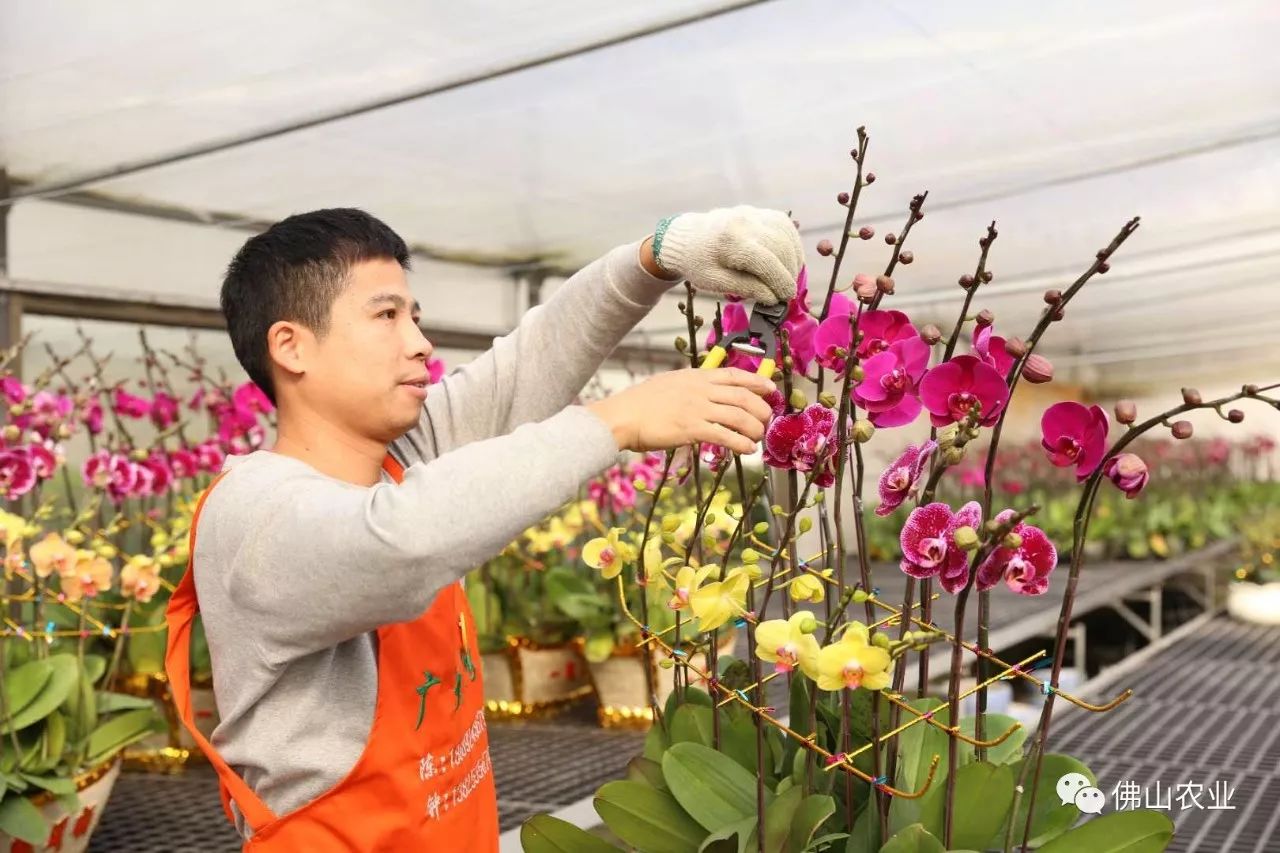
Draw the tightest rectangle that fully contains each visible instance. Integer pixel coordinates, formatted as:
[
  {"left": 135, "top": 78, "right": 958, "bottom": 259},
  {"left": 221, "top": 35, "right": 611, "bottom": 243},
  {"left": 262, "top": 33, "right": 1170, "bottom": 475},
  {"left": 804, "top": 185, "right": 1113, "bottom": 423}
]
[{"left": 651, "top": 206, "right": 804, "bottom": 305}]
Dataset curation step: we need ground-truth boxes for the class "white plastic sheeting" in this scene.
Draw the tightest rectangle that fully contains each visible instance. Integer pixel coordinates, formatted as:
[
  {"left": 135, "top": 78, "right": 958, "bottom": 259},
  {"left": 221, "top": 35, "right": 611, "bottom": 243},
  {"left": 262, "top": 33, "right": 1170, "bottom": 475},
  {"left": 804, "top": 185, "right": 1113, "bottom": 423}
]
[{"left": 2, "top": 0, "right": 1278, "bottom": 391}]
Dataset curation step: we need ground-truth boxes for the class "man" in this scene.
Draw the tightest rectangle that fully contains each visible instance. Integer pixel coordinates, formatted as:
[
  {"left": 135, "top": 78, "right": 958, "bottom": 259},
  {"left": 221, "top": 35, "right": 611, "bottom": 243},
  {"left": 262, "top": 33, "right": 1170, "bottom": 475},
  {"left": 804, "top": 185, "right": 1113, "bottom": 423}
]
[{"left": 165, "top": 205, "right": 803, "bottom": 850}]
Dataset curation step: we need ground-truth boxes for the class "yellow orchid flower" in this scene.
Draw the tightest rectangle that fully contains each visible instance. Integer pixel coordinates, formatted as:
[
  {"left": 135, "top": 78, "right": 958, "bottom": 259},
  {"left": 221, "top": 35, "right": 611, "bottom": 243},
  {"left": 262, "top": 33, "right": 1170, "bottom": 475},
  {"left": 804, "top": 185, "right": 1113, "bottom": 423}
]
[
  {"left": 667, "top": 564, "right": 716, "bottom": 611},
  {"left": 30, "top": 532, "right": 77, "bottom": 579},
  {"left": 642, "top": 536, "right": 665, "bottom": 583},
  {"left": 789, "top": 573, "right": 826, "bottom": 604},
  {"left": 816, "top": 621, "right": 892, "bottom": 692},
  {"left": 754, "top": 612, "right": 820, "bottom": 679},
  {"left": 60, "top": 552, "right": 114, "bottom": 602},
  {"left": 121, "top": 555, "right": 162, "bottom": 603},
  {"left": 0, "top": 509, "right": 26, "bottom": 549},
  {"left": 689, "top": 567, "right": 750, "bottom": 631},
  {"left": 582, "top": 527, "right": 635, "bottom": 580}
]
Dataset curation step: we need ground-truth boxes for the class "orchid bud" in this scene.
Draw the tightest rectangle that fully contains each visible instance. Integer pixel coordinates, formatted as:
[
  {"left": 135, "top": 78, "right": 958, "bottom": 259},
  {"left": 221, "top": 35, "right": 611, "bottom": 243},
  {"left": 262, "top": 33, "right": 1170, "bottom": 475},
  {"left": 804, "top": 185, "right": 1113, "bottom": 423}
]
[
  {"left": 674, "top": 336, "right": 687, "bottom": 353},
  {"left": 796, "top": 612, "right": 818, "bottom": 634},
  {"left": 130, "top": 448, "right": 148, "bottom": 462},
  {"left": 1115, "top": 400, "right": 1137, "bottom": 424},
  {"left": 1002, "top": 531, "right": 1024, "bottom": 550},
  {"left": 981, "top": 271, "right": 993, "bottom": 283},
  {"left": 741, "top": 547, "right": 761, "bottom": 563},
  {"left": 1171, "top": 420, "right": 1194, "bottom": 439},
  {"left": 953, "top": 526, "right": 980, "bottom": 551},
  {"left": 851, "top": 589, "right": 869, "bottom": 604},
  {"left": 1004, "top": 337, "right": 1028, "bottom": 358},
  {"left": 1181, "top": 387, "right": 1202, "bottom": 406},
  {"left": 65, "top": 530, "right": 85, "bottom": 545},
  {"left": 705, "top": 513, "right": 718, "bottom": 526},
  {"left": 937, "top": 423, "right": 961, "bottom": 449},
  {"left": 1228, "top": 409, "right": 1245, "bottom": 423},
  {"left": 943, "top": 445, "right": 966, "bottom": 465},
  {"left": 920, "top": 324, "right": 943, "bottom": 345},
  {"left": 975, "top": 309, "right": 994, "bottom": 327},
  {"left": 853, "top": 365, "right": 865, "bottom": 382},
  {"left": 661, "top": 532, "right": 676, "bottom": 545},
  {"left": 1245, "top": 383, "right": 1260, "bottom": 395},
  {"left": 1051, "top": 306, "right": 1066, "bottom": 321},
  {"left": 753, "top": 521, "right": 769, "bottom": 536},
  {"left": 837, "top": 192, "right": 850, "bottom": 206},
  {"left": 8, "top": 404, "right": 21, "bottom": 417},
  {"left": 744, "top": 563, "right": 764, "bottom": 581},
  {"left": 817, "top": 239, "right": 834, "bottom": 257},
  {"left": 56, "top": 423, "right": 72, "bottom": 440},
  {"left": 659, "top": 658, "right": 674, "bottom": 670},
  {"left": 1023, "top": 354, "right": 1054, "bottom": 384},
  {"left": 853, "top": 419, "right": 876, "bottom": 443},
  {"left": 1104, "top": 453, "right": 1149, "bottom": 499},
  {"left": 865, "top": 172, "right": 876, "bottom": 183},
  {"left": 876, "top": 275, "right": 895, "bottom": 294},
  {"left": 898, "top": 250, "right": 915, "bottom": 265},
  {"left": 1, "top": 425, "right": 18, "bottom": 443},
  {"left": 1097, "top": 262, "right": 1111, "bottom": 274},
  {"left": 818, "top": 391, "right": 837, "bottom": 408},
  {"left": 693, "top": 316, "right": 704, "bottom": 329},
  {"left": 885, "top": 232, "right": 897, "bottom": 245},
  {"left": 790, "top": 389, "right": 808, "bottom": 410},
  {"left": 872, "top": 632, "right": 891, "bottom": 649},
  {"left": 1044, "top": 289, "right": 1062, "bottom": 305},
  {"left": 959, "top": 274, "right": 975, "bottom": 289},
  {"left": 662, "top": 515, "right": 681, "bottom": 533},
  {"left": 853, "top": 274, "right": 878, "bottom": 300},
  {"left": 813, "top": 491, "right": 824, "bottom": 503},
  {"left": 798, "top": 517, "right": 812, "bottom": 534},
  {"left": 857, "top": 226, "right": 874, "bottom": 241}
]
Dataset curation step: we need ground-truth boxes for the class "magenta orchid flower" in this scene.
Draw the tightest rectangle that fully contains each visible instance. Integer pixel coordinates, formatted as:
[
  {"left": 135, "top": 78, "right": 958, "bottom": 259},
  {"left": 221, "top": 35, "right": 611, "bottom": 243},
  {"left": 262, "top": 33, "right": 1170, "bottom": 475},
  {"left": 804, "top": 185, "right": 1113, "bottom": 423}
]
[
  {"left": 233, "top": 381, "right": 274, "bottom": 415},
  {"left": 169, "top": 449, "right": 200, "bottom": 480},
  {"left": 971, "top": 325, "right": 1015, "bottom": 378},
  {"left": 427, "top": 357, "right": 446, "bottom": 384},
  {"left": 82, "top": 399, "right": 104, "bottom": 435},
  {"left": 852, "top": 337, "right": 930, "bottom": 427},
  {"left": 876, "top": 440, "right": 937, "bottom": 516},
  {"left": 196, "top": 441, "right": 225, "bottom": 473},
  {"left": 28, "top": 442, "right": 59, "bottom": 480},
  {"left": 0, "top": 448, "right": 37, "bottom": 499},
  {"left": 1040, "top": 401, "right": 1109, "bottom": 481},
  {"left": 704, "top": 302, "right": 760, "bottom": 372},
  {"left": 919, "top": 355, "right": 1009, "bottom": 428},
  {"left": 764, "top": 404, "right": 840, "bottom": 487},
  {"left": 899, "top": 501, "right": 982, "bottom": 593},
  {"left": 1103, "top": 453, "right": 1148, "bottom": 499},
  {"left": 1, "top": 377, "right": 26, "bottom": 406},
  {"left": 857, "top": 310, "right": 918, "bottom": 360},
  {"left": 976, "top": 510, "right": 1058, "bottom": 595},
  {"left": 113, "top": 388, "right": 152, "bottom": 419},
  {"left": 149, "top": 391, "right": 181, "bottom": 429}
]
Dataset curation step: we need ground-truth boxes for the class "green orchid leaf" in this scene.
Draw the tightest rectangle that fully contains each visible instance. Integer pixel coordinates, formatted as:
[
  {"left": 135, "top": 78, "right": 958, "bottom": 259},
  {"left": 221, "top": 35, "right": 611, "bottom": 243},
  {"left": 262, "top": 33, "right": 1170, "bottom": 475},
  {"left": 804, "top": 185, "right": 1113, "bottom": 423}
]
[
  {"left": 662, "top": 741, "right": 769, "bottom": 831},
  {"left": 1038, "top": 810, "right": 1174, "bottom": 853},
  {"left": 595, "top": 779, "right": 706, "bottom": 853},
  {"left": 519, "top": 813, "right": 620, "bottom": 852}
]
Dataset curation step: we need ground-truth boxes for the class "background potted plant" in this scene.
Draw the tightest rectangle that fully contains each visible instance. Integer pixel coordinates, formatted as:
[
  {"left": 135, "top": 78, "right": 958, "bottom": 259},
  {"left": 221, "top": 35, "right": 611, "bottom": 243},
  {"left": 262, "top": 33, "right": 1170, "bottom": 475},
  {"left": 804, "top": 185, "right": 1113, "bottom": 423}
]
[{"left": 1225, "top": 506, "right": 1280, "bottom": 626}]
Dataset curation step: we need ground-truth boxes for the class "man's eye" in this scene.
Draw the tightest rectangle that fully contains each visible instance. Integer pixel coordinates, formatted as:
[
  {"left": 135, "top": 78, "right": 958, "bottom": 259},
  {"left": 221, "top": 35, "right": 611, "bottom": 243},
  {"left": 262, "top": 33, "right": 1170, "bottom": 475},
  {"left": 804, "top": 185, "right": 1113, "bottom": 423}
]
[{"left": 380, "top": 309, "right": 396, "bottom": 320}]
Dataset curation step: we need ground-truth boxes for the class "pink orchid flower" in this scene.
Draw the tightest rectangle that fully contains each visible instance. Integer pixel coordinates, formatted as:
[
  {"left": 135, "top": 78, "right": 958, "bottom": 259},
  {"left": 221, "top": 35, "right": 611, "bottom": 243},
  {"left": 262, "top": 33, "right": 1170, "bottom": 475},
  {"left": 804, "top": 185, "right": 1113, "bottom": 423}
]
[
  {"left": 876, "top": 440, "right": 937, "bottom": 516},
  {"left": 899, "top": 501, "right": 982, "bottom": 593},
  {"left": 852, "top": 337, "right": 931, "bottom": 427},
  {"left": 976, "top": 510, "right": 1058, "bottom": 595},
  {"left": 150, "top": 391, "right": 181, "bottom": 429},
  {"left": 28, "top": 442, "right": 59, "bottom": 480},
  {"left": 113, "top": 388, "right": 152, "bottom": 419},
  {"left": 919, "top": 355, "right": 1009, "bottom": 428},
  {"left": 764, "top": 404, "right": 841, "bottom": 487},
  {"left": 144, "top": 454, "right": 174, "bottom": 495},
  {"left": 1040, "top": 401, "right": 1109, "bottom": 481},
  {"left": 971, "top": 326, "right": 1015, "bottom": 378},
  {"left": 0, "top": 448, "right": 37, "bottom": 499},
  {"left": 427, "top": 357, "right": 446, "bottom": 384},
  {"left": 704, "top": 302, "right": 760, "bottom": 372},
  {"left": 1103, "top": 453, "right": 1148, "bottom": 499},
  {"left": 82, "top": 399, "right": 104, "bottom": 435},
  {"left": 1, "top": 376, "right": 27, "bottom": 406},
  {"left": 857, "top": 310, "right": 918, "bottom": 360},
  {"left": 82, "top": 450, "right": 139, "bottom": 504},
  {"left": 169, "top": 448, "right": 200, "bottom": 479},
  {"left": 233, "top": 381, "right": 275, "bottom": 415},
  {"left": 196, "top": 441, "right": 226, "bottom": 473}
]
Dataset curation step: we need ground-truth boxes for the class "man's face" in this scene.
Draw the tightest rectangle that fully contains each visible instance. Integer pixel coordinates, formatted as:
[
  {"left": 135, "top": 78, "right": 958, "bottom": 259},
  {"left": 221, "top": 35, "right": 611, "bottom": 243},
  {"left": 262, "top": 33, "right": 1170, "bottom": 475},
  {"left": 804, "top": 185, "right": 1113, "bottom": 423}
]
[{"left": 294, "top": 258, "right": 433, "bottom": 442}]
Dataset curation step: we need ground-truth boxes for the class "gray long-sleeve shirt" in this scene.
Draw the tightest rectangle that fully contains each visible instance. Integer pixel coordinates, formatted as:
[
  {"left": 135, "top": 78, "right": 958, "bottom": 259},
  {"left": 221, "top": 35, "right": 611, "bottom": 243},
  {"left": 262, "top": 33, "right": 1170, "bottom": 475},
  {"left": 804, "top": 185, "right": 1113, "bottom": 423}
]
[{"left": 192, "top": 242, "right": 671, "bottom": 835}]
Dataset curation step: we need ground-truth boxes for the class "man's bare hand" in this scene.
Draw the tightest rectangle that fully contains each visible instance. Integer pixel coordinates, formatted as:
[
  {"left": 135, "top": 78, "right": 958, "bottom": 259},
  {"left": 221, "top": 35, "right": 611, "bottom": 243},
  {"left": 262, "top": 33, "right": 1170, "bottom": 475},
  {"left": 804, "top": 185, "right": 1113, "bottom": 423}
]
[{"left": 586, "top": 368, "right": 776, "bottom": 455}]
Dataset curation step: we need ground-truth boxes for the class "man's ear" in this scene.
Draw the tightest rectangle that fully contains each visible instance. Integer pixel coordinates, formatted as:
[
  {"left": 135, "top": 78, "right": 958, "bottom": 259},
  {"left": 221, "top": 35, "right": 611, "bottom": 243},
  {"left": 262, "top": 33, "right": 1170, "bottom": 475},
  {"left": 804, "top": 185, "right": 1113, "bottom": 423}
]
[{"left": 266, "top": 320, "right": 309, "bottom": 379}]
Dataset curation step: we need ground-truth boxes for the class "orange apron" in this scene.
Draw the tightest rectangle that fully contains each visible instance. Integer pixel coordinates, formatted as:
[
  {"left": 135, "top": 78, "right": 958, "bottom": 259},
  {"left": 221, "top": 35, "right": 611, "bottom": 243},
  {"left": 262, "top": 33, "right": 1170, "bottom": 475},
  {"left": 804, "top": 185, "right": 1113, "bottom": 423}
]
[{"left": 165, "top": 455, "right": 500, "bottom": 851}]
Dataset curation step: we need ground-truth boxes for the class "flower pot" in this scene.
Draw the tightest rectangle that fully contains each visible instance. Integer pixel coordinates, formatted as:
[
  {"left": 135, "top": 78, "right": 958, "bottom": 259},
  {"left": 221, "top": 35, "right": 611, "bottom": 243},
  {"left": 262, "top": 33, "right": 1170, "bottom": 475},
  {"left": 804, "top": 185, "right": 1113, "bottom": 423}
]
[
  {"left": 482, "top": 637, "right": 592, "bottom": 720},
  {"left": 1, "top": 757, "right": 120, "bottom": 853},
  {"left": 1227, "top": 581, "right": 1280, "bottom": 625},
  {"left": 589, "top": 629, "right": 737, "bottom": 729},
  {"left": 118, "top": 672, "right": 218, "bottom": 773}
]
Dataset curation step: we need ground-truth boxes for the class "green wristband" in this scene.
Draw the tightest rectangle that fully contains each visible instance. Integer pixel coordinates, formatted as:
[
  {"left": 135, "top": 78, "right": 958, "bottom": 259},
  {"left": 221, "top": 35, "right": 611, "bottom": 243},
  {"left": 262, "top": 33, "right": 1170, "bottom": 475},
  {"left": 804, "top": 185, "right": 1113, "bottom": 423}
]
[{"left": 651, "top": 214, "right": 679, "bottom": 273}]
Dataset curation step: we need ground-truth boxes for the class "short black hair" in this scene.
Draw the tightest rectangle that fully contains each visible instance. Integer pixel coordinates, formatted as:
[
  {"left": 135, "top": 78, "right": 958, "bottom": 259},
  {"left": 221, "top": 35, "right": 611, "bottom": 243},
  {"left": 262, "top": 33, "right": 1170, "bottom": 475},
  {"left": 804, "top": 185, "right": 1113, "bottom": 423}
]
[{"left": 220, "top": 208, "right": 411, "bottom": 404}]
